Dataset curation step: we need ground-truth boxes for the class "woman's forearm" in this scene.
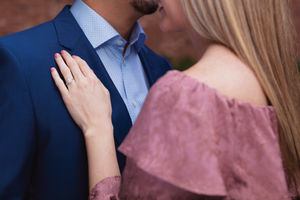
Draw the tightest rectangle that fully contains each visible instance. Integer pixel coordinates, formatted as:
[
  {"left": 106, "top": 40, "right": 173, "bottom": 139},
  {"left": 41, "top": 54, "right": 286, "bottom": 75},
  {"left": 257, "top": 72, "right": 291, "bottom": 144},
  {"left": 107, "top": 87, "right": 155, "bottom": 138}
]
[
  {"left": 84, "top": 125, "right": 121, "bottom": 192},
  {"left": 51, "top": 51, "right": 120, "bottom": 191}
]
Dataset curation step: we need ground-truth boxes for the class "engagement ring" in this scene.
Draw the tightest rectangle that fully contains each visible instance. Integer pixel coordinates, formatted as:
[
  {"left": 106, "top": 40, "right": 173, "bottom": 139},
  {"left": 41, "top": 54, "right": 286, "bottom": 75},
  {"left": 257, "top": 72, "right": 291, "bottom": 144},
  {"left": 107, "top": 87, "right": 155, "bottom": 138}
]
[{"left": 66, "top": 78, "right": 74, "bottom": 85}]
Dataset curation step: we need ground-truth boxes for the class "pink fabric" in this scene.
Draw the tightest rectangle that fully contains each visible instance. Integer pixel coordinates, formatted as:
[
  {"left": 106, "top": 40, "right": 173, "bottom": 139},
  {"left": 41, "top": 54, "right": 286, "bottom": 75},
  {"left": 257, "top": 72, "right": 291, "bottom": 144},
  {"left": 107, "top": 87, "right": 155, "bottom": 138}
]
[
  {"left": 89, "top": 70, "right": 290, "bottom": 200},
  {"left": 89, "top": 175, "right": 121, "bottom": 200}
]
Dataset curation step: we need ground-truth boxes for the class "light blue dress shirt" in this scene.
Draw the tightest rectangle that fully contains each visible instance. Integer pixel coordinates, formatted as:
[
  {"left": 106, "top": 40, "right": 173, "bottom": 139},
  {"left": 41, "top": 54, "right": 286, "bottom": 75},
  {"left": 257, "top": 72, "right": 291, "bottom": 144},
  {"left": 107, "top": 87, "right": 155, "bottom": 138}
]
[{"left": 70, "top": 0, "right": 150, "bottom": 123}]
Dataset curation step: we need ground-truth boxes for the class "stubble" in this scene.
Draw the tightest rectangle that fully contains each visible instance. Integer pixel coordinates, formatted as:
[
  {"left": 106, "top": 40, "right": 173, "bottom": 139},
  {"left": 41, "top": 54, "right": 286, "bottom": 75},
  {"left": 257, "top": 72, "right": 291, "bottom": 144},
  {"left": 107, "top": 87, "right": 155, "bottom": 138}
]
[{"left": 130, "top": 0, "right": 158, "bottom": 15}]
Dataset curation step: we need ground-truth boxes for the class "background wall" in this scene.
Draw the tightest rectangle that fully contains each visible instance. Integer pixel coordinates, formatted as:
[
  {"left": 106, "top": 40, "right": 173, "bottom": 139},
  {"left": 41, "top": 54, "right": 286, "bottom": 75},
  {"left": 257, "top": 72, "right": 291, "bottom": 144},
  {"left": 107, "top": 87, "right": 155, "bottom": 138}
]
[{"left": 0, "top": 0, "right": 299, "bottom": 66}]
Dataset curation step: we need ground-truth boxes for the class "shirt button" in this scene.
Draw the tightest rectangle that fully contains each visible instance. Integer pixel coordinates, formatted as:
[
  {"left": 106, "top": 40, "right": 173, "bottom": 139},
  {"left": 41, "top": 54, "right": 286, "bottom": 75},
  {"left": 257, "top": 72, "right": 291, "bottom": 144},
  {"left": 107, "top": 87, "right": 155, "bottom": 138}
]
[
  {"left": 123, "top": 60, "right": 127, "bottom": 66},
  {"left": 117, "top": 40, "right": 123, "bottom": 46},
  {"left": 133, "top": 101, "right": 137, "bottom": 107}
]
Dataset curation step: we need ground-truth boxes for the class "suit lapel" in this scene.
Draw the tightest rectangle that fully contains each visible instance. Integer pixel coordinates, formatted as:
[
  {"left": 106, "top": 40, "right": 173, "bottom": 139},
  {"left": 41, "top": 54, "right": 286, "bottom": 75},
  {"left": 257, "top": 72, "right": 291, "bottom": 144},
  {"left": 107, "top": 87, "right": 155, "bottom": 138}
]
[{"left": 53, "top": 6, "right": 132, "bottom": 145}]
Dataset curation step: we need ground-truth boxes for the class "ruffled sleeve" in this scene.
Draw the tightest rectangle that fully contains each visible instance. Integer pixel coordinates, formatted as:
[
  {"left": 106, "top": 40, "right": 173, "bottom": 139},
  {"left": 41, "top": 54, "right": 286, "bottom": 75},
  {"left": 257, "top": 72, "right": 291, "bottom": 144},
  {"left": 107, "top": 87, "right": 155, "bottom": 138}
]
[
  {"left": 118, "top": 70, "right": 289, "bottom": 200},
  {"left": 89, "top": 176, "right": 121, "bottom": 200}
]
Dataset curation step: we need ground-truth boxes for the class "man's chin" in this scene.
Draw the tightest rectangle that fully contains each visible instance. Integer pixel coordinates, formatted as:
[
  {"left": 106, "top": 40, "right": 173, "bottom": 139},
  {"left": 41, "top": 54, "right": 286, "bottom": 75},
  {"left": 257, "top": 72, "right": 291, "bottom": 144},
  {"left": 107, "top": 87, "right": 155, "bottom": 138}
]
[{"left": 130, "top": 0, "right": 159, "bottom": 15}]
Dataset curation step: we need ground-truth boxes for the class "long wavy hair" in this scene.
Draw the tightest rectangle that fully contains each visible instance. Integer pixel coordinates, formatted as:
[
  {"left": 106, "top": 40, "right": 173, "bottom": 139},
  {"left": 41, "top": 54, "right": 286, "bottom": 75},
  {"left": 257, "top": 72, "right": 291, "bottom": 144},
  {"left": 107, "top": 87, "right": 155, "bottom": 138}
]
[{"left": 181, "top": 0, "right": 300, "bottom": 190}]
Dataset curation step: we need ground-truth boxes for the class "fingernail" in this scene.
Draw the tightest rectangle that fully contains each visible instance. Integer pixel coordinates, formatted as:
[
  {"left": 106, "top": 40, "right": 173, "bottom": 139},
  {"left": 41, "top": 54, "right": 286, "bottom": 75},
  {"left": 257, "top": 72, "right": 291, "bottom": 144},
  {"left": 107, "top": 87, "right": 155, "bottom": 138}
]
[
  {"left": 61, "top": 50, "right": 67, "bottom": 54},
  {"left": 50, "top": 68, "right": 56, "bottom": 72},
  {"left": 54, "top": 53, "right": 60, "bottom": 58},
  {"left": 72, "top": 55, "right": 76, "bottom": 58},
  {"left": 91, "top": 69, "right": 94, "bottom": 73}
]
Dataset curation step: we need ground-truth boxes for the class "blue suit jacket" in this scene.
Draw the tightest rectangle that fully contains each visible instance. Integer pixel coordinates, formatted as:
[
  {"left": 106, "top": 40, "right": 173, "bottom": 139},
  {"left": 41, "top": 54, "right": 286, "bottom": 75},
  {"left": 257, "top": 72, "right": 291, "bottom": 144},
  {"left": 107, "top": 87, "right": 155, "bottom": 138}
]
[{"left": 0, "top": 6, "right": 172, "bottom": 200}]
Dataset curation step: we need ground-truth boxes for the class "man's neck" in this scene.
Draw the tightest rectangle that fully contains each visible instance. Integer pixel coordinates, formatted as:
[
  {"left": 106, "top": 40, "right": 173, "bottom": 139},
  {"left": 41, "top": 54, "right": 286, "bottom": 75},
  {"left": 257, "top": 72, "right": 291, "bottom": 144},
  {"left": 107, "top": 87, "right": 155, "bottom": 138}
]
[{"left": 82, "top": 0, "right": 143, "bottom": 41}]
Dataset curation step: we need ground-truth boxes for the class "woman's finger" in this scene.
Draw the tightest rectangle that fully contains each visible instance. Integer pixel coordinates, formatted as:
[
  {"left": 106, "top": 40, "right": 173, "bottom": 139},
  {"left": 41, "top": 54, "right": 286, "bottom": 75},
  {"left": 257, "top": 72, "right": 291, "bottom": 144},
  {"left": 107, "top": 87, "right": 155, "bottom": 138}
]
[
  {"left": 51, "top": 67, "right": 70, "bottom": 100},
  {"left": 60, "top": 50, "right": 84, "bottom": 81},
  {"left": 54, "top": 53, "right": 75, "bottom": 86},
  {"left": 72, "top": 56, "right": 108, "bottom": 91},
  {"left": 72, "top": 56, "right": 95, "bottom": 78}
]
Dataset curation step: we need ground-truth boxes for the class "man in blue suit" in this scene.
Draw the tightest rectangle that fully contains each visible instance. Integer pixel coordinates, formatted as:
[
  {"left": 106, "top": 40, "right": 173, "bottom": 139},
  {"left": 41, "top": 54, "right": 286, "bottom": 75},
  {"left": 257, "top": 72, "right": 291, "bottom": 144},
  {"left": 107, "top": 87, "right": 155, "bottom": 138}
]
[{"left": 0, "top": 0, "right": 172, "bottom": 199}]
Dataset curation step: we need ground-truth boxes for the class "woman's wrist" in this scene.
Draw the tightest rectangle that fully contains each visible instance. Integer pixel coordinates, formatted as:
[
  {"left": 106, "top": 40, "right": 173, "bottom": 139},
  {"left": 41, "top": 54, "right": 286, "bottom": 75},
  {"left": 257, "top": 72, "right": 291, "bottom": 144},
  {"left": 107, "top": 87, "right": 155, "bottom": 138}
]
[
  {"left": 83, "top": 122, "right": 119, "bottom": 191},
  {"left": 83, "top": 122, "right": 114, "bottom": 139}
]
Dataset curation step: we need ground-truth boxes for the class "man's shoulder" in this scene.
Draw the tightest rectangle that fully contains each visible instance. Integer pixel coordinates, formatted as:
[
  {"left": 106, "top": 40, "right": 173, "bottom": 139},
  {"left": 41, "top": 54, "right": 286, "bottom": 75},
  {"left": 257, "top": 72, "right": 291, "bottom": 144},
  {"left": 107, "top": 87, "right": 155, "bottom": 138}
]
[
  {"left": 0, "top": 6, "right": 73, "bottom": 50},
  {"left": 0, "top": 21, "right": 56, "bottom": 49}
]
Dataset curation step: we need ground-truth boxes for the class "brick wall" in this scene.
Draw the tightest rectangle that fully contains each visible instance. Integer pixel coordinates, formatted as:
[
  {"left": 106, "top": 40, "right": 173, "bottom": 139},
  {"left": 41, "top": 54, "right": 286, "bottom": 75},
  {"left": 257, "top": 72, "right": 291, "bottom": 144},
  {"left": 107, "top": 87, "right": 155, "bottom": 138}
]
[
  {"left": 0, "top": 0, "right": 299, "bottom": 63},
  {"left": 0, "top": 0, "right": 73, "bottom": 36}
]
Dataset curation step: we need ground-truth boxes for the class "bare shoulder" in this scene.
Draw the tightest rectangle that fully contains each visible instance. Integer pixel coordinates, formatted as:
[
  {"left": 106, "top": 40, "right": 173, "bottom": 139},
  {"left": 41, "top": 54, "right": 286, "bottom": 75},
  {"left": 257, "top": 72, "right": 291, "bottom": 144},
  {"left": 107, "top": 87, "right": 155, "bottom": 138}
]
[{"left": 184, "top": 45, "right": 268, "bottom": 106}]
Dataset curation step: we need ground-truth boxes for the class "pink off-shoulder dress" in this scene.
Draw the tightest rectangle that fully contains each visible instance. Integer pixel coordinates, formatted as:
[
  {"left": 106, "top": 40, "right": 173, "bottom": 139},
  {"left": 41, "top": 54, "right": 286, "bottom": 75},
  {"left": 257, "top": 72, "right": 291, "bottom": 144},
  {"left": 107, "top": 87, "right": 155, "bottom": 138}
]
[{"left": 89, "top": 70, "right": 289, "bottom": 200}]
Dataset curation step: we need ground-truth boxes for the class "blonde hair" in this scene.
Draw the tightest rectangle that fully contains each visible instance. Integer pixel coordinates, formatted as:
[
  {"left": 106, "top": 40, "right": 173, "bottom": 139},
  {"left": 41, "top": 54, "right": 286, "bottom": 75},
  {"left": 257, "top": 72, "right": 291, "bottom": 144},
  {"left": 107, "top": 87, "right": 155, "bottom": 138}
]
[{"left": 181, "top": 0, "right": 300, "bottom": 190}]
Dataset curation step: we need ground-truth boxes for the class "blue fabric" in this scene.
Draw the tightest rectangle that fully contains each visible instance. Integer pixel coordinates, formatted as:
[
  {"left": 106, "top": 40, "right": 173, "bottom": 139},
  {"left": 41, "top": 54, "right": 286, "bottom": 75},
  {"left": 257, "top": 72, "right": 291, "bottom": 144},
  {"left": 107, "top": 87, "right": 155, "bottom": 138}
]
[
  {"left": 70, "top": 0, "right": 149, "bottom": 123},
  {"left": 0, "top": 5, "right": 172, "bottom": 200}
]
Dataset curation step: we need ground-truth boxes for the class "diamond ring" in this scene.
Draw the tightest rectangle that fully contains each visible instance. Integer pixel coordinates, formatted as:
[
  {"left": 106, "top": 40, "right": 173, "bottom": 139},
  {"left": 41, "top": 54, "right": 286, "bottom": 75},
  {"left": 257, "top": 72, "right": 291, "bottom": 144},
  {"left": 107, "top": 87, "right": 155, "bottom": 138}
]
[{"left": 66, "top": 78, "right": 74, "bottom": 85}]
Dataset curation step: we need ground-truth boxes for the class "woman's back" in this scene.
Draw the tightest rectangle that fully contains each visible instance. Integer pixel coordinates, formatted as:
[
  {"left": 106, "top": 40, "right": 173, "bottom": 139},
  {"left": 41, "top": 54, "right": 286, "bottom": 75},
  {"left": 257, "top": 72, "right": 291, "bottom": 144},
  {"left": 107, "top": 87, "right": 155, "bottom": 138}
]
[
  {"left": 181, "top": 0, "right": 300, "bottom": 190},
  {"left": 184, "top": 44, "right": 268, "bottom": 107}
]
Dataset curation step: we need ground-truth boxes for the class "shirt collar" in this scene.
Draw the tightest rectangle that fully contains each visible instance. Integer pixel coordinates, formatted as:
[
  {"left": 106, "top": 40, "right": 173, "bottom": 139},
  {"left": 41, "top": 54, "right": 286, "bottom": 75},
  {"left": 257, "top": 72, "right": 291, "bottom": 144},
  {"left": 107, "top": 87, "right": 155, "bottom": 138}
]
[
  {"left": 70, "top": 0, "right": 146, "bottom": 53},
  {"left": 130, "top": 22, "right": 146, "bottom": 53}
]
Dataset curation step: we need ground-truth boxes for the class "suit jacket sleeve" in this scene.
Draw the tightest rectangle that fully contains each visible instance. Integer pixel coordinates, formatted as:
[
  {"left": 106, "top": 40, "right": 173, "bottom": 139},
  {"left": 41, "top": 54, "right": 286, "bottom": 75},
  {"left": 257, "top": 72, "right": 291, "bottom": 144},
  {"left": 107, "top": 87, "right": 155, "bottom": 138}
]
[{"left": 0, "top": 42, "right": 37, "bottom": 199}]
